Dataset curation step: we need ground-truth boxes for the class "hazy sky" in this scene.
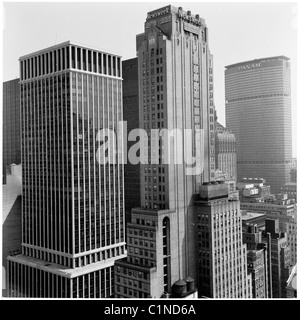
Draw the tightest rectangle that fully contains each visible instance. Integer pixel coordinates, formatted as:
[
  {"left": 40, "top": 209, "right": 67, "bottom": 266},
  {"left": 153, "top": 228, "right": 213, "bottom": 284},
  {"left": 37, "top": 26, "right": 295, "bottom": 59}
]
[{"left": 2, "top": 1, "right": 298, "bottom": 155}]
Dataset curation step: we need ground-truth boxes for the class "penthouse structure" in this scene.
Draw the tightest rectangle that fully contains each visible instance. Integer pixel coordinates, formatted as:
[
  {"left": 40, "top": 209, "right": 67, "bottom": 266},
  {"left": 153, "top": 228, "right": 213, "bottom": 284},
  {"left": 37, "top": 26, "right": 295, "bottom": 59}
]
[{"left": 6, "top": 42, "right": 126, "bottom": 298}]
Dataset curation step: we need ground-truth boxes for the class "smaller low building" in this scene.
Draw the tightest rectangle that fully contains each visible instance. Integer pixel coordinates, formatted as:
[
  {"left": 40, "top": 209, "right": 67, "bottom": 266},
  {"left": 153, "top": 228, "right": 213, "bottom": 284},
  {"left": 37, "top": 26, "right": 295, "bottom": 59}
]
[
  {"left": 285, "top": 264, "right": 297, "bottom": 298},
  {"left": 281, "top": 182, "right": 297, "bottom": 201},
  {"left": 241, "top": 211, "right": 266, "bottom": 232}
]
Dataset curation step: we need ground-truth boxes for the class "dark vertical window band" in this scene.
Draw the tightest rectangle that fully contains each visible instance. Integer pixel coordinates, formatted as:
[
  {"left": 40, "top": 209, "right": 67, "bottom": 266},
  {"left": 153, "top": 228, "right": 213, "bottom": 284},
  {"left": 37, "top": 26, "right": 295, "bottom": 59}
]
[
  {"left": 62, "top": 48, "right": 65, "bottom": 70},
  {"left": 45, "top": 53, "right": 49, "bottom": 74},
  {"left": 103, "top": 54, "right": 107, "bottom": 74},
  {"left": 77, "top": 47, "right": 81, "bottom": 69},
  {"left": 66, "top": 47, "right": 70, "bottom": 69},
  {"left": 83, "top": 49, "right": 87, "bottom": 71},
  {"left": 88, "top": 50, "right": 92, "bottom": 72},
  {"left": 93, "top": 52, "right": 97, "bottom": 73}
]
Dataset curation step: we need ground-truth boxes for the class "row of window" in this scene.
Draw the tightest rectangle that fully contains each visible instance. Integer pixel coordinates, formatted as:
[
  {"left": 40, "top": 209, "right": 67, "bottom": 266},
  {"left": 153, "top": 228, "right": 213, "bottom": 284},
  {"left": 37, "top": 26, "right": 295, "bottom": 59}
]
[
  {"left": 226, "top": 93, "right": 290, "bottom": 103},
  {"left": 128, "top": 228, "right": 155, "bottom": 238}
]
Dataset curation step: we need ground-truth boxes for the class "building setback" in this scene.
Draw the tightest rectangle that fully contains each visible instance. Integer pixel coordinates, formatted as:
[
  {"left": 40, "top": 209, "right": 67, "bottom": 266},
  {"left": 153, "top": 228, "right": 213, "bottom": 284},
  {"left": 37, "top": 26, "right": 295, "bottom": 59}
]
[
  {"left": 115, "top": 5, "right": 215, "bottom": 298},
  {"left": 6, "top": 42, "right": 126, "bottom": 298},
  {"left": 2, "top": 79, "right": 21, "bottom": 184},
  {"left": 195, "top": 182, "right": 252, "bottom": 298},
  {"left": 225, "top": 56, "right": 293, "bottom": 194}
]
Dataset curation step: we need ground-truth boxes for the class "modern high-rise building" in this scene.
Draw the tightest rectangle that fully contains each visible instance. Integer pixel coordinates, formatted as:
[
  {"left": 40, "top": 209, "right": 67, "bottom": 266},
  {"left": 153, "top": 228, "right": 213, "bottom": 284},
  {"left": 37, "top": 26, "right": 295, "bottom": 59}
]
[
  {"left": 122, "top": 58, "right": 140, "bottom": 220},
  {"left": 2, "top": 79, "right": 21, "bottom": 184},
  {"left": 215, "top": 121, "right": 237, "bottom": 180},
  {"left": 195, "top": 182, "right": 252, "bottom": 298},
  {"left": 225, "top": 56, "right": 293, "bottom": 194},
  {"left": 6, "top": 42, "right": 126, "bottom": 298},
  {"left": 115, "top": 4, "right": 215, "bottom": 298}
]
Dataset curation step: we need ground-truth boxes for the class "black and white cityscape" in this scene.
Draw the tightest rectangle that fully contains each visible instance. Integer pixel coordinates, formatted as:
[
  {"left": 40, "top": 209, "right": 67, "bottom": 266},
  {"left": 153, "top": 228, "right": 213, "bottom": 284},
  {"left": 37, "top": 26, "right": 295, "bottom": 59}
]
[{"left": 1, "top": 2, "right": 298, "bottom": 300}]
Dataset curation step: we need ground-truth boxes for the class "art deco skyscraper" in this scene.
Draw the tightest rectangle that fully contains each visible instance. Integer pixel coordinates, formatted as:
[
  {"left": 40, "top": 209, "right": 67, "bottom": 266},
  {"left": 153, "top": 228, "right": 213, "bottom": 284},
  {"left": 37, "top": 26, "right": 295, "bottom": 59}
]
[
  {"left": 225, "top": 56, "right": 293, "bottom": 194},
  {"left": 115, "top": 5, "right": 215, "bottom": 298},
  {"left": 6, "top": 42, "right": 126, "bottom": 298}
]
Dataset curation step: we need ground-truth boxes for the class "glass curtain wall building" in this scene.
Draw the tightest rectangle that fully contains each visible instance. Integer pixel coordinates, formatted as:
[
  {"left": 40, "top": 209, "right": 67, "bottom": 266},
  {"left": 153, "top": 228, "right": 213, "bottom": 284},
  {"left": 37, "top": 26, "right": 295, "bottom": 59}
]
[{"left": 225, "top": 56, "right": 293, "bottom": 194}]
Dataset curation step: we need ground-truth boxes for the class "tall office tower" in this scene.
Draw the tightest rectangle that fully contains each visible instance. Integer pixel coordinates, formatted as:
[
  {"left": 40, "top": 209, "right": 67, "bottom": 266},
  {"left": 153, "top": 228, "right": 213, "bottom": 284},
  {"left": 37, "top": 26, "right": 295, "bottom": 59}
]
[
  {"left": 6, "top": 42, "right": 126, "bottom": 298},
  {"left": 225, "top": 56, "right": 293, "bottom": 194},
  {"left": 2, "top": 79, "right": 21, "bottom": 184},
  {"left": 122, "top": 58, "right": 140, "bottom": 220},
  {"left": 116, "top": 5, "right": 215, "bottom": 298},
  {"left": 215, "top": 121, "right": 237, "bottom": 180},
  {"left": 263, "top": 219, "right": 292, "bottom": 298},
  {"left": 195, "top": 182, "right": 252, "bottom": 298},
  {"left": 242, "top": 224, "right": 269, "bottom": 298}
]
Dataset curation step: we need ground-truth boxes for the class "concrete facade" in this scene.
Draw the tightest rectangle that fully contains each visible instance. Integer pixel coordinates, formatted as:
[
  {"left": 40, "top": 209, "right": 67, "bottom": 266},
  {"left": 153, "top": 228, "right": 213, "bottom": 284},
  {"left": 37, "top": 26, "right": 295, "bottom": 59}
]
[{"left": 195, "top": 182, "right": 252, "bottom": 298}]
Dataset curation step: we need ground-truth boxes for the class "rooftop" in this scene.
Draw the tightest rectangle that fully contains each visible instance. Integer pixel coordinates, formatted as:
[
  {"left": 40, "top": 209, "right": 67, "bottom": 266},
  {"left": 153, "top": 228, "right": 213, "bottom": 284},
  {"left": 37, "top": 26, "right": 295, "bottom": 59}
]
[
  {"left": 241, "top": 212, "right": 266, "bottom": 221},
  {"left": 7, "top": 252, "right": 127, "bottom": 278},
  {"left": 19, "top": 40, "right": 122, "bottom": 61},
  {"left": 225, "top": 55, "right": 289, "bottom": 70}
]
